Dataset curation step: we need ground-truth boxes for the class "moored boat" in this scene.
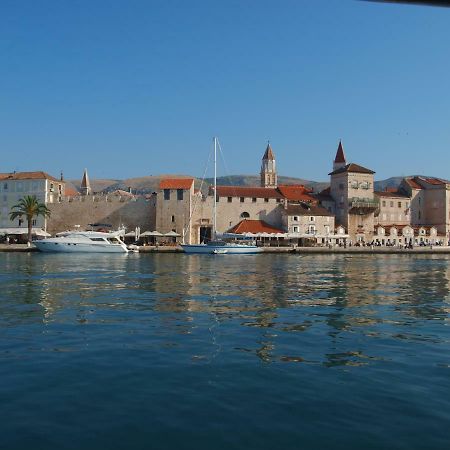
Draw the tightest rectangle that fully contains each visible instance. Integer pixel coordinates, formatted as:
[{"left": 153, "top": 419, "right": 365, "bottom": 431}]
[
  {"left": 181, "top": 137, "right": 262, "bottom": 255},
  {"left": 34, "top": 230, "right": 129, "bottom": 253}
]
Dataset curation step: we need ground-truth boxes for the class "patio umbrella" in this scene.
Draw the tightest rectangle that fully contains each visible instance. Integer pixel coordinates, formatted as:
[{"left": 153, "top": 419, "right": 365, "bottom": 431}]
[{"left": 164, "top": 231, "right": 181, "bottom": 237}]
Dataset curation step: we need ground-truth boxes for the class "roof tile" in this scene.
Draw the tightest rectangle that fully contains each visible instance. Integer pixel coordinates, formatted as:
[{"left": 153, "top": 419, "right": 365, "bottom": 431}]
[
  {"left": 159, "top": 178, "right": 194, "bottom": 190},
  {"left": 228, "top": 219, "right": 284, "bottom": 234}
]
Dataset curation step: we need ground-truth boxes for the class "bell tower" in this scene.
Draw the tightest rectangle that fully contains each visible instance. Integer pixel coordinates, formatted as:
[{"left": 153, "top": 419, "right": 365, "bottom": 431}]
[
  {"left": 260, "top": 142, "right": 277, "bottom": 188},
  {"left": 333, "top": 140, "right": 347, "bottom": 172},
  {"left": 80, "top": 168, "right": 91, "bottom": 196}
]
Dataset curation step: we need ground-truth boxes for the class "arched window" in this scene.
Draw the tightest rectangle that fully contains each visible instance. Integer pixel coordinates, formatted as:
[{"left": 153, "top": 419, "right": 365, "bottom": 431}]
[{"left": 240, "top": 212, "right": 250, "bottom": 218}]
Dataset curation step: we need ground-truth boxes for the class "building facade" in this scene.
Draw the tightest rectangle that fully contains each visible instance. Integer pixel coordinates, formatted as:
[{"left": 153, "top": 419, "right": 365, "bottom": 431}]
[{"left": 0, "top": 171, "right": 65, "bottom": 231}]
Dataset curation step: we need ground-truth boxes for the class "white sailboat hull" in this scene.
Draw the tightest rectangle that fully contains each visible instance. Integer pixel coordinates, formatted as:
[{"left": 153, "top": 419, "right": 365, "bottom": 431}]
[{"left": 181, "top": 244, "right": 263, "bottom": 254}]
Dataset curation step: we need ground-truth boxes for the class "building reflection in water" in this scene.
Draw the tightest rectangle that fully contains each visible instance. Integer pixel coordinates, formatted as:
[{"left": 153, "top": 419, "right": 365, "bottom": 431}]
[{"left": 3, "top": 253, "right": 450, "bottom": 365}]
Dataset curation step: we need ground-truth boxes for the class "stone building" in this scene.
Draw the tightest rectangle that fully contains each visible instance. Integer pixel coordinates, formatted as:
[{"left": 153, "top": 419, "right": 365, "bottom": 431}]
[
  {"left": 0, "top": 171, "right": 65, "bottom": 231},
  {"left": 261, "top": 142, "right": 277, "bottom": 188},
  {"left": 80, "top": 168, "right": 91, "bottom": 196},
  {"left": 155, "top": 144, "right": 320, "bottom": 244},
  {"left": 400, "top": 176, "right": 450, "bottom": 239},
  {"left": 47, "top": 193, "right": 155, "bottom": 235},
  {"left": 155, "top": 178, "right": 195, "bottom": 242},
  {"left": 327, "top": 142, "right": 377, "bottom": 243},
  {"left": 281, "top": 203, "right": 336, "bottom": 245},
  {"left": 374, "top": 189, "right": 411, "bottom": 227}
]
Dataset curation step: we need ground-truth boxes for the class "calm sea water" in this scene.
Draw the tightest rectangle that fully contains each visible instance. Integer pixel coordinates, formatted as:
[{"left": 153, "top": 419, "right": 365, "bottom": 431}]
[{"left": 1, "top": 253, "right": 450, "bottom": 449}]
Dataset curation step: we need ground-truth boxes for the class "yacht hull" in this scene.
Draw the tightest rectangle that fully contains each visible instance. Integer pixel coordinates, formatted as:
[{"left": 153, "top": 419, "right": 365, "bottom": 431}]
[
  {"left": 34, "top": 240, "right": 128, "bottom": 253},
  {"left": 181, "top": 244, "right": 263, "bottom": 254}
]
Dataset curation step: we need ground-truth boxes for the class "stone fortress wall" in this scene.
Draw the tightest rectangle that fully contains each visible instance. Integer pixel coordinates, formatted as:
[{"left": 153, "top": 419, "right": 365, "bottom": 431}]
[{"left": 47, "top": 194, "right": 156, "bottom": 234}]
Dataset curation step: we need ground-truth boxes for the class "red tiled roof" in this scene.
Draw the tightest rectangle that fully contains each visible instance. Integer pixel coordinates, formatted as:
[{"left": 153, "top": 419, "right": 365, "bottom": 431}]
[
  {"left": 277, "top": 184, "right": 316, "bottom": 202},
  {"left": 159, "top": 178, "right": 194, "bottom": 190},
  {"left": 334, "top": 141, "right": 346, "bottom": 163},
  {"left": 215, "top": 186, "right": 283, "bottom": 199},
  {"left": 375, "top": 190, "right": 410, "bottom": 198},
  {"left": 64, "top": 187, "right": 79, "bottom": 197},
  {"left": 423, "top": 177, "right": 446, "bottom": 186},
  {"left": 404, "top": 178, "right": 423, "bottom": 190},
  {"left": 0, "top": 171, "right": 62, "bottom": 182},
  {"left": 329, "top": 163, "right": 375, "bottom": 176},
  {"left": 228, "top": 219, "right": 285, "bottom": 234},
  {"left": 284, "top": 203, "right": 334, "bottom": 216}
]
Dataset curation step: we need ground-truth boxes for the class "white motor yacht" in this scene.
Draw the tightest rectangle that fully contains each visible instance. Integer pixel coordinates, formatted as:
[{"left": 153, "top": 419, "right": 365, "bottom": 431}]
[{"left": 34, "top": 230, "right": 129, "bottom": 253}]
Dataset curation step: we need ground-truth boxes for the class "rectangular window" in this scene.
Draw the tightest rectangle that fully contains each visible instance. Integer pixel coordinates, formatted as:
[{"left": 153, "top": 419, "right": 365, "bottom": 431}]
[
  {"left": 398, "top": 201, "right": 401, "bottom": 208},
  {"left": 293, "top": 216, "right": 299, "bottom": 222},
  {"left": 310, "top": 217, "right": 315, "bottom": 222},
  {"left": 227, "top": 197, "right": 232, "bottom": 203},
  {"left": 164, "top": 189, "right": 170, "bottom": 200},
  {"left": 171, "top": 215, "right": 175, "bottom": 223},
  {"left": 3, "top": 183, "right": 7, "bottom": 190},
  {"left": 177, "top": 189, "right": 183, "bottom": 201},
  {"left": 252, "top": 198, "right": 257, "bottom": 203},
  {"left": 382, "top": 200, "right": 386, "bottom": 207},
  {"left": 264, "top": 198, "right": 269, "bottom": 203},
  {"left": 293, "top": 226, "right": 299, "bottom": 233},
  {"left": 18, "top": 219, "right": 23, "bottom": 226},
  {"left": 390, "top": 201, "right": 394, "bottom": 207},
  {"left": 32, "top": 219, "right": 37, "bottom": 226},
  {"left": 276, "top": 198, "right": 281, "bottom": 203},
  {"left": 240, "top": 197, "right": 244, "bottom": 203}
]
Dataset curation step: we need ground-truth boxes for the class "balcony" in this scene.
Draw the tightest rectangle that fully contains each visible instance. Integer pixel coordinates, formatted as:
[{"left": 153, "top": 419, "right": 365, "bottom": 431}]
[{"left": 349, "top": 197, "right": 379, "bottom": 213}]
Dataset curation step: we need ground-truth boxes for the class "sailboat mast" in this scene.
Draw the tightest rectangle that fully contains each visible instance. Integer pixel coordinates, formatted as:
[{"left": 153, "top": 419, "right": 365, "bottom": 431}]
[{"left": 213, "top": 136, "right": 217, "bottom": 240}]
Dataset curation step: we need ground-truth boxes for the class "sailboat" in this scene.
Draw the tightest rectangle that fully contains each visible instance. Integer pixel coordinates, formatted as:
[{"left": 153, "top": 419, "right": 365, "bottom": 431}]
[{"left": 181, "top": 138, "right": 263, "bottom": 254}]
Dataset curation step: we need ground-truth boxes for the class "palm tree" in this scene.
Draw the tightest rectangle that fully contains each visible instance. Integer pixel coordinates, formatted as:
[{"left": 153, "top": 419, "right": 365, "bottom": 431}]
[{"left": 9, "top": 195, "right": 51, "bottom": 244}]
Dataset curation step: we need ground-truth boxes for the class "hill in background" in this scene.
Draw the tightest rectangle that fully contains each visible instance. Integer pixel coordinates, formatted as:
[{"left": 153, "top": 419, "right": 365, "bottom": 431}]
[{"left": 68, "top": 174, "right": 415, "bottom": 195}]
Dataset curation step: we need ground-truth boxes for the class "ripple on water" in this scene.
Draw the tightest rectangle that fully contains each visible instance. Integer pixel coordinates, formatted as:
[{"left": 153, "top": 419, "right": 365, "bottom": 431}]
[{"left": 1, "top": 253, "right": 450, "bottom": 449}]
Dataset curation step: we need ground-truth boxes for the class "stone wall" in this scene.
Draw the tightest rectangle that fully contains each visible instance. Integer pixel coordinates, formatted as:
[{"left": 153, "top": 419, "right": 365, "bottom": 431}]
[{"left": 47, "top": 195, "right": 156, "bottom": 234}]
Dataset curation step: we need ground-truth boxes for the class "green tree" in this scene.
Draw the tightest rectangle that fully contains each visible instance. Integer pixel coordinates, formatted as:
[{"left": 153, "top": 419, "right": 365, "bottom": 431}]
[{"left": 9, "top": 195, "right": 51, "bottom": 244}]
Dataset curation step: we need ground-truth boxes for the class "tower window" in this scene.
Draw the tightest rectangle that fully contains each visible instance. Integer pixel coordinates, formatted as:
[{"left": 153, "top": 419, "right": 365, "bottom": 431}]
[{"left": 240, "top": 212, "right": 250, "bottom": 218}]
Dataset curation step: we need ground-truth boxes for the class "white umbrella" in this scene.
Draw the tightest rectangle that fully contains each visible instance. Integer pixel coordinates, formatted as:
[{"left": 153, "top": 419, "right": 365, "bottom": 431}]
[{"left": 164, "top": 231, "right": 181, "bottom": 237}]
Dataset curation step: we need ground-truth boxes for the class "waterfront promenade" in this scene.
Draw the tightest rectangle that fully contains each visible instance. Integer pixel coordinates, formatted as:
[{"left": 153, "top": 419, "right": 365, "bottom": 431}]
[{"left": 3, "top": 244, "right": 450, "bottom": 254}]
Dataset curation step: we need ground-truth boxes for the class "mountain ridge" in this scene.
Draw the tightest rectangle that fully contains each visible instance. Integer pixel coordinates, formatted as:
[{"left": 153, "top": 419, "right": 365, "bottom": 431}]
[{"left": 68, "top": 174, "right": 412, "bottom": 195}]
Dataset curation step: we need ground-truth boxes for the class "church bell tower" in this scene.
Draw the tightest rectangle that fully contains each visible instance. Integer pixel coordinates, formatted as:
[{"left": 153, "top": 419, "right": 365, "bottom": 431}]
[{"left": 260, "top": 142, "right": 277, "bottom": 188}]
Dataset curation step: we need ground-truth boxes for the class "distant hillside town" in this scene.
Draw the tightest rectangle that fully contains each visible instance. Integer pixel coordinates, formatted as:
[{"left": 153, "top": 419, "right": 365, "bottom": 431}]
[{"left": 1, "top": 141, "right": 449, "bottom": 246}]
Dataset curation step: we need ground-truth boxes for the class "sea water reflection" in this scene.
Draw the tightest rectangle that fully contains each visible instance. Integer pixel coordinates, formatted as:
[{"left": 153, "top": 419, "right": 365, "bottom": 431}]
[
  {"left": 1, "top": 253, "right": 450, "bottom": 449},
  {"left": 1, "top": 253, "right": 450, "bottom": 365}
]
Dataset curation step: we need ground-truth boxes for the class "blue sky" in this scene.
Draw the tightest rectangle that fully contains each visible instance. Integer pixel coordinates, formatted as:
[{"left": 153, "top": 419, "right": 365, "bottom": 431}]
[{"left": 1, "top": 0, "right": 449, "bottom": 181}]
